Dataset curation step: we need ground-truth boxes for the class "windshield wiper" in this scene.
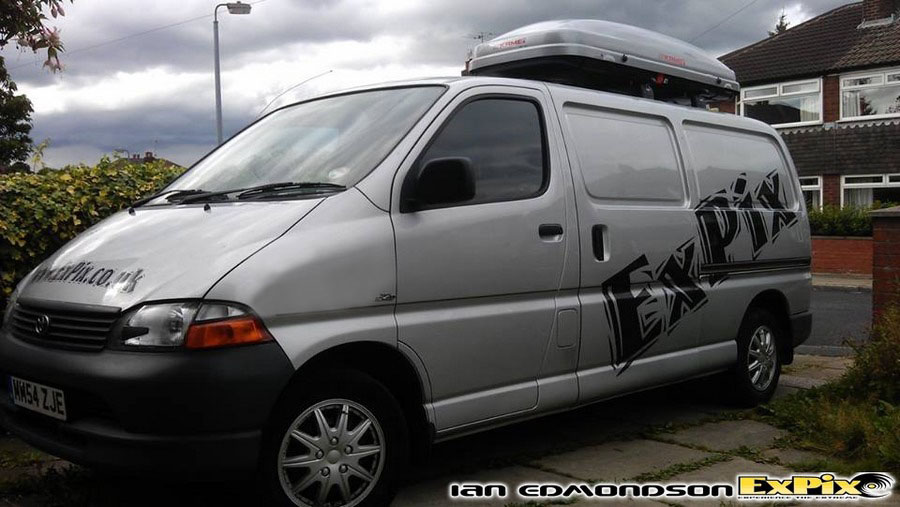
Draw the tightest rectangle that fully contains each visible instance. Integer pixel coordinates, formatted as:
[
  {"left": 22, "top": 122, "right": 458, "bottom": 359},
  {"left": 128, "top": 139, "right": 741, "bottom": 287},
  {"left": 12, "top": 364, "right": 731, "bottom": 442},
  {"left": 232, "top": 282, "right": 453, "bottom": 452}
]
[
  {"left": 176, "top": 181, "right": 345, "bottom": 205},
  {"left": 129, "top": 189, "right": 205, "bottom": 209},
  {"left": 237, "top": 182, "right": 346, "bottom": 200}
]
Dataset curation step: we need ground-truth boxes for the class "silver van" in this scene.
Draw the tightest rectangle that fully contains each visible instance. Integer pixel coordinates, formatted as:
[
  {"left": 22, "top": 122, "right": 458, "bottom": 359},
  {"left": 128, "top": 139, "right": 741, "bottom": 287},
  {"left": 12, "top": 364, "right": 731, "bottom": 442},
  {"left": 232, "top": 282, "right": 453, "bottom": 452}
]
[{"left": 0, "top": 20, "right": 810, "bottom": 507}]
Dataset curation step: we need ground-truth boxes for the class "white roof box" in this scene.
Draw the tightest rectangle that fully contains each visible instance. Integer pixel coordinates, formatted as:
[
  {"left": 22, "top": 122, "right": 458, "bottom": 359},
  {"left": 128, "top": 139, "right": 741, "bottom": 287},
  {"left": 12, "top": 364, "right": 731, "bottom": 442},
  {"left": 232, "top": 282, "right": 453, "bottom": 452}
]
[{"left": 467, "top": 20, "right": 738, "bottom": 103}]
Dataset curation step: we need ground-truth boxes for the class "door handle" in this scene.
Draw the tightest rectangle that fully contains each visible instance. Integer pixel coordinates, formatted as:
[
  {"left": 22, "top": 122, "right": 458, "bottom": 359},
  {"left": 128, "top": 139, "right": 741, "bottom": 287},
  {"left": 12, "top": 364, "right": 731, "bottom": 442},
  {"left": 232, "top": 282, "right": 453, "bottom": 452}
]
[
  {"left": 538, "top": 223, "right": 564, "bottom": 239},
  {"left": 592, "top": 224, "right": 606, "bottom": 261}
]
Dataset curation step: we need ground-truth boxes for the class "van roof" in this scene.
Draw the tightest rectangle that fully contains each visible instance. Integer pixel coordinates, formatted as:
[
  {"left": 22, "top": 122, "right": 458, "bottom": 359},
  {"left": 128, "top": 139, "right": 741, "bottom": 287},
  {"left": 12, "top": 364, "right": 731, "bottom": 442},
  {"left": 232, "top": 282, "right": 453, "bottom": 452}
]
[{"left": 311, "top": 75, "right": 772, "bottom": 133}]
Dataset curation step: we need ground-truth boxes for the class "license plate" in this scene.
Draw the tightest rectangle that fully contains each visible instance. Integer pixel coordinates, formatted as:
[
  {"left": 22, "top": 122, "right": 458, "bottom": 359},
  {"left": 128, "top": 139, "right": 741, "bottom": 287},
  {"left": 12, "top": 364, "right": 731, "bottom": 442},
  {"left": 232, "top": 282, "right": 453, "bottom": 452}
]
[{"left": 8, "top": 376, "right": 67, "bottom": 421}]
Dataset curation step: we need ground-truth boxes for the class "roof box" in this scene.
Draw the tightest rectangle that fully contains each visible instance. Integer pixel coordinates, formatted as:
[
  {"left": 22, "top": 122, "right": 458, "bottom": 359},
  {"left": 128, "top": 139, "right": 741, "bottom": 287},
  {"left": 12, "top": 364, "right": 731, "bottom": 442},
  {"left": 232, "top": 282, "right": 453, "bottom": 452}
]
[{"left": 466, "top": 20, "right": 739, "bottom": 105}]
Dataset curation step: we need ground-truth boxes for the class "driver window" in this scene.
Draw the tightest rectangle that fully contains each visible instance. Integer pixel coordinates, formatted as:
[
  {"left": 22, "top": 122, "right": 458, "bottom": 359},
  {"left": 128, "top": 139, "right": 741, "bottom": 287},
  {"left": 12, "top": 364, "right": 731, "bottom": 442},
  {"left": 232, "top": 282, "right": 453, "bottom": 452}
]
[{"left": 420, "top": 98, "right": 548, "bottom": 206}]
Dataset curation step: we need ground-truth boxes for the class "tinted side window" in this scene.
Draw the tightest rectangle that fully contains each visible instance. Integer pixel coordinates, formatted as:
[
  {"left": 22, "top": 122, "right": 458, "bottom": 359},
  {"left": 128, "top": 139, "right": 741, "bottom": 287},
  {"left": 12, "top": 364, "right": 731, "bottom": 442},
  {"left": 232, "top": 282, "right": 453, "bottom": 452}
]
[
  {"left": 421, "top": 98, "right": 547, "bottom": 205},
  {"left": 564, "top": 106, "right": 684, "bottom": 203},
  {"left": 685, "top": 124, "right": 796, "bottom": 209}
]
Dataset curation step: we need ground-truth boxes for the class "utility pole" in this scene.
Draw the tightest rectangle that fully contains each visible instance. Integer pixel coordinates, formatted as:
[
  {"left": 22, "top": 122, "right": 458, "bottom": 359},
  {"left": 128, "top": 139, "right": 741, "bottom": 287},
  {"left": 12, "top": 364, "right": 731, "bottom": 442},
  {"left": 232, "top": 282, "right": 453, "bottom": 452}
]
[{"left": 213, "top": 2, "right": 252, "bottom": 145}]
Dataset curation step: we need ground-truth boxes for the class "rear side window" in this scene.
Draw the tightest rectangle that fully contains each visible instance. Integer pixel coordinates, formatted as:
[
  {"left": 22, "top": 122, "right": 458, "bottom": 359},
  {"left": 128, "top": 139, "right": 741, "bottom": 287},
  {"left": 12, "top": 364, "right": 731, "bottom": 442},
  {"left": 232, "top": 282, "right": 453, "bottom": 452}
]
[
  {"left": 420, "top": 98, "right": 547, "bottom": 205},
  {"left": 564, "top": 107, "right": 685, "bottom": 203},
  {"left": 685, "top": 124, "right": 796, "bottom": 209}
]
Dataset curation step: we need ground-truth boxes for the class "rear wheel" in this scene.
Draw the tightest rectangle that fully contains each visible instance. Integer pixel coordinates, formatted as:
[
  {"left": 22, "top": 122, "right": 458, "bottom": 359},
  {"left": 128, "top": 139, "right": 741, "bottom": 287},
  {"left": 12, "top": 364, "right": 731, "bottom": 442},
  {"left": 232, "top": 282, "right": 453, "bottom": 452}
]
[
  {"left": 261, "top": 369, "right": 408, "bottom": 507},
  {"left": 731, "top": 308, "right": 782, "bottom": 406}
]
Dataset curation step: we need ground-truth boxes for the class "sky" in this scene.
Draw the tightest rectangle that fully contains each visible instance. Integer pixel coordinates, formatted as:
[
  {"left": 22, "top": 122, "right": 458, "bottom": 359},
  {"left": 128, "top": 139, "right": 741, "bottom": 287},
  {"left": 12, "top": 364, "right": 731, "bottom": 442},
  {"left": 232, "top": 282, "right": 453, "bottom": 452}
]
[{"left": 2, "top": 0, "right": 852, "bottom": 169}]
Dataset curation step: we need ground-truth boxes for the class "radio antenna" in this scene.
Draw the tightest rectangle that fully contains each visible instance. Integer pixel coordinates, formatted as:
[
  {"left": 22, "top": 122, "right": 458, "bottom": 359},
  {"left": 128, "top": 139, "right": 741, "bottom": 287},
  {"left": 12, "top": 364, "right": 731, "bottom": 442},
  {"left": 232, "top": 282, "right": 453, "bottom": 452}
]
[{"left": 257, "top": 69, "right": 333, "bottom": 117}]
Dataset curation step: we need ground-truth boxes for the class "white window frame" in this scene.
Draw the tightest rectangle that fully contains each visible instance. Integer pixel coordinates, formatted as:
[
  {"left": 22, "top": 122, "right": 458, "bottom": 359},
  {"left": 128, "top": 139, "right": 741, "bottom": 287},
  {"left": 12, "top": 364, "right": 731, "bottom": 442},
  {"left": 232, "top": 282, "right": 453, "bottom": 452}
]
[
  {"left": 839, "top": 67, "right": 900, "bottom": 122},
  {"left": 840, "top": 173, "right": 900, "bottom": 207},
  {"left": 739, "top": 78, "right": 823, "bottom": 128},
  {"left": 799, "top": 176, "right": 822, "bottom": 209}
]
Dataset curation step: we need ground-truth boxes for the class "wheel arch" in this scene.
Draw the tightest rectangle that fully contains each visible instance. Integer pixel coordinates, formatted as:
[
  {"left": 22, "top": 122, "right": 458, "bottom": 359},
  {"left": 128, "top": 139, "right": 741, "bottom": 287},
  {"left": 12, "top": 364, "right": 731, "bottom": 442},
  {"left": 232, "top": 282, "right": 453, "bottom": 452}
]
[
  {"left": 744, "top": 289, "right": 794, "bottom": 365},
  {"left": 276, "top": 341, "right": 433, "bottom": 463}
]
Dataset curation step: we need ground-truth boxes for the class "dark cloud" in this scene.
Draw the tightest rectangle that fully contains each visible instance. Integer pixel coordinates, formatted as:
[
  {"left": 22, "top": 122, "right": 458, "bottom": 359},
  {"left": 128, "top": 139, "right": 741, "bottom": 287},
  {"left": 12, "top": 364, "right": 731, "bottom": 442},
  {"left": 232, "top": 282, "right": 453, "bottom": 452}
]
[{"left": 2, "top": 0, "right": 853, "bottom": 166}]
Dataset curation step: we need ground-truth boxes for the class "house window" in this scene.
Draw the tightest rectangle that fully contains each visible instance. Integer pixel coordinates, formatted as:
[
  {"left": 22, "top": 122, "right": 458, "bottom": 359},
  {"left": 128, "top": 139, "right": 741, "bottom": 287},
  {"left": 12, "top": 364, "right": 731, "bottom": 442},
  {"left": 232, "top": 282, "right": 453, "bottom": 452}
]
[
  {"left": 740, "top": 79, "right": 822, "bottom": 127},
  {"left": 799, "top": 176, "right": 822, "bottom": 209},
  {"left": 840, "top": 68, "right": 900, "bottom": 120},
  {"left": 841, "top": 174, "right": 900, "bottom": 207}
]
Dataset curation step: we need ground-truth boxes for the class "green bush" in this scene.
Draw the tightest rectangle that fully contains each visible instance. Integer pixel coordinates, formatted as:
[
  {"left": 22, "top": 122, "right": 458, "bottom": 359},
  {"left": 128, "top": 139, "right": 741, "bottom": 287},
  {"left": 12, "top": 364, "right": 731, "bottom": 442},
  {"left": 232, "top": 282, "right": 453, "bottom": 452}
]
[
  {"left": 764, "top": 307, "right": 900, "bottom": 472},
  {"left": 808, "top": 205, "right": 873, "bottom": 236},
  {"left": 0, "top": 158, "right": 184, "bottom": 310},
  {"left": 808, "top": 202, "right": 898, "bottom": 237}
]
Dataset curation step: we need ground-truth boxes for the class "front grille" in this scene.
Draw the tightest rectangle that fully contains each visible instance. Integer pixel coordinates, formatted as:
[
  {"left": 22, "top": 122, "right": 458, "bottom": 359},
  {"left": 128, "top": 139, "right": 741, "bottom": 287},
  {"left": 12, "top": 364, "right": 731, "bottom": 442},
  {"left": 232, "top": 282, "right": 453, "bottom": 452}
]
[{"left": 9, "top": 300, "right": 119, "bottom": 352}]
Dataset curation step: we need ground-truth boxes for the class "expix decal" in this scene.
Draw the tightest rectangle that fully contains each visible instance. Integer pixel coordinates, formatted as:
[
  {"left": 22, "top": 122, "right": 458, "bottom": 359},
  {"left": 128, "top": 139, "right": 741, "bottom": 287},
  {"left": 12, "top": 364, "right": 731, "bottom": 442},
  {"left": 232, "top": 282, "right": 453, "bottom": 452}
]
[
  {"left": 602, "top": 239, "right": 707, "bottom": 374},
  {"left": 738, "top": 472, "right": 894, "bottom": 500},
  {"left": 31, "top": 261, "right": 145, "bottom": 294},
  {"left": 602, "top": 170, "right": 799, "bottom": 374},
  {"left": 695, "top": 170, "right": 798, "bottom": 282},
  {"left": 448, "top": 473, "right": 895, "bottom": 502}
]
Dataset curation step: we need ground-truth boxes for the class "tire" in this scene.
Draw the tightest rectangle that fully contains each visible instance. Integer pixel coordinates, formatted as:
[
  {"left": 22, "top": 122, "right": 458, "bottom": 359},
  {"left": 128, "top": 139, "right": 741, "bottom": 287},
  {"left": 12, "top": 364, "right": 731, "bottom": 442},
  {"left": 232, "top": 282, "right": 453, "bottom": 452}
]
[
  {"left": 260, "top": 368, "right": 409, "bottom": 507},
  {"left": 731, "top": 307, "right": 783, "bottom": 406}
]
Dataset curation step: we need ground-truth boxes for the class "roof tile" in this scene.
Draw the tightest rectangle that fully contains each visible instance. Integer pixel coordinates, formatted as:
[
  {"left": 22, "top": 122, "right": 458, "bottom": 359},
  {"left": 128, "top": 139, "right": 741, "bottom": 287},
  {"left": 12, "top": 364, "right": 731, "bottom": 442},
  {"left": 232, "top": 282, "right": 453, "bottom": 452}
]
[
  {"left": 781, "top": 121, "right": 900, "bottom": 175},
  {"left": 720, "top": 2, "right": 900, "bottom": 85}
]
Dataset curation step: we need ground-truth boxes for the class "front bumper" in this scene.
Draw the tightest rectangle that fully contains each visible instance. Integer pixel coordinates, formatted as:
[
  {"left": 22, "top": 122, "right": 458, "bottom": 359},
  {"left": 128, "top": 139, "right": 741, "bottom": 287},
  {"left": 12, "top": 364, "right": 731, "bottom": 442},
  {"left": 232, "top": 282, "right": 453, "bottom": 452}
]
[{"left": 0, "top": 330, "right": 294, "bottom": 477}]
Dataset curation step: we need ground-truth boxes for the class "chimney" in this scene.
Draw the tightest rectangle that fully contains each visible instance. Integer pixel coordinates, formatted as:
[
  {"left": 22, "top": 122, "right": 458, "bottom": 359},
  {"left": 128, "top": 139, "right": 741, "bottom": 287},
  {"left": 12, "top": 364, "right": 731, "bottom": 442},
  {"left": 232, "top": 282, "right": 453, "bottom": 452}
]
[{"left": 862, "top": 0, "right": 898, "bottom": 23}]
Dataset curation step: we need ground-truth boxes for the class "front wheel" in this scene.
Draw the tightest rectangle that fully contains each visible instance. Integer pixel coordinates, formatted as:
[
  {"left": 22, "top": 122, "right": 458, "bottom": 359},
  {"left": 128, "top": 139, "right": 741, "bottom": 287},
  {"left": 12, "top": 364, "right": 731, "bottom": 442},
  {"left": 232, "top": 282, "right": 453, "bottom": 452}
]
[
  {"left": 261, "top": 369, "right": 409, "bottom": 507},
  {"left": 731, "top": 308, "right": 782, "bottom": 406}
]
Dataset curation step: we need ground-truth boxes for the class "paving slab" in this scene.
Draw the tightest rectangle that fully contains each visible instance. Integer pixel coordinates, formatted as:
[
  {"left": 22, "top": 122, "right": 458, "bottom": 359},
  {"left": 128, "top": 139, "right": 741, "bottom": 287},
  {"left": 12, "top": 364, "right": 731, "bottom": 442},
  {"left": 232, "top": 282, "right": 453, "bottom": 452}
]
[
  {"left": 772, "top": 384, "right": 802, "bottom": 399},
  {"left": 781, "top": 374, "right": 829, "bottom": 389},
  {"left": 666, "top": 420, "right": 786, "bottom": 452},
  {"left": 531, "top": 438, "right": 712, "bottom": 482},
  {"left": 785, "top": 355, "right": 852, "bottom": 377},
  {"left": 762, "top": 448, "right": 830, "bottom": 466},
  {"left": 393, "top": 465, "right": 570, "bottom": 506}
]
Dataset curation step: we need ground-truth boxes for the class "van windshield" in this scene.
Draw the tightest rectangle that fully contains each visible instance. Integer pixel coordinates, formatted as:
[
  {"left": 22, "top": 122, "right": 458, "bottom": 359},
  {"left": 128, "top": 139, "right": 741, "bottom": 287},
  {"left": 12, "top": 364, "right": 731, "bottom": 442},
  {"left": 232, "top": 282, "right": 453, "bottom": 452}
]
[{"left": 164, "top": 86, "right": 444, "bottom": 199}]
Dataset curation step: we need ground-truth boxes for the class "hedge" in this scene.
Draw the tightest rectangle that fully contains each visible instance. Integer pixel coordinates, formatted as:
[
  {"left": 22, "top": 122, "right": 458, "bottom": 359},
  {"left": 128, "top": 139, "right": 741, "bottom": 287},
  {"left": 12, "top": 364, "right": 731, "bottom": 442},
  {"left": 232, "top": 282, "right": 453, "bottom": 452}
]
[
  {"left": 0, "top": 158, "right": 184, "bottom": 311},
  {"left": 808, "top": 205, "right": 873, "bottom": 237}
]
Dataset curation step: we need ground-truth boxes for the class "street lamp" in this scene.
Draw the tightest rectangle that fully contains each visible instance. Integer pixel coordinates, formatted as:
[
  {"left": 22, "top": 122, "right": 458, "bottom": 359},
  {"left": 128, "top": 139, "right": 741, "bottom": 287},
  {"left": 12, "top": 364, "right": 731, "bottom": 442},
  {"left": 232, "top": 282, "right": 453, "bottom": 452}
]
[{"left": 213, "top": 2, "right": 252, "bottom": 145}]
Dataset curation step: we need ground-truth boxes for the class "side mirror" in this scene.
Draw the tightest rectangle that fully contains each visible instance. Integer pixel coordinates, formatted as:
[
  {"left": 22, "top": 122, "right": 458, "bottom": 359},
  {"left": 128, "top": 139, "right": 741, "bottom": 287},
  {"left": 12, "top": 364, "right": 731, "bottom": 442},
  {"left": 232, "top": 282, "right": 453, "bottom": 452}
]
[{"left": 402, "top": 157, "right": 475, "bottom": 212}]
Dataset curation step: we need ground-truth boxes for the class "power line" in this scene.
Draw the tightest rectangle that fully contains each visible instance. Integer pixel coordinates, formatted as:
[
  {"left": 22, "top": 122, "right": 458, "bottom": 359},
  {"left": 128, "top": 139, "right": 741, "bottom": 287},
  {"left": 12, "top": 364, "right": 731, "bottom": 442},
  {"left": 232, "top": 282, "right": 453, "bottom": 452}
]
[
  {"left": 689, "top": 0, "right": 764, "bottom": 43},
  {"left": 8, "top": 0, "right": 267, "bottom": 72}
]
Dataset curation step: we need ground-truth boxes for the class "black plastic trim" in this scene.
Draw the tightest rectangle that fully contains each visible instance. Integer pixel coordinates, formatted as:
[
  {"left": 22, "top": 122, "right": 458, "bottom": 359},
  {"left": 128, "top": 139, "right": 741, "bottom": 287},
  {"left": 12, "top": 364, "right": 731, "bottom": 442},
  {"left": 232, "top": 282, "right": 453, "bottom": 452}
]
[
  {"left": 790, "top": 311, "right": 812, "bottom": 348},
  {"left": 700, "top": 257, "right": 811, "bottom": 276}
]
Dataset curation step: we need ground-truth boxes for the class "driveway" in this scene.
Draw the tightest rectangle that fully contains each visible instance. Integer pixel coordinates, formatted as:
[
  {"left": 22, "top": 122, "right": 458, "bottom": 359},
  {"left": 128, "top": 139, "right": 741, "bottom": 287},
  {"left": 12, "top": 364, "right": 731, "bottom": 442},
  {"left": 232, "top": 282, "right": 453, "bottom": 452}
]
[
  {"left": 0, "top": 356, "right": 855, "bottom": 507},
  {"left": 799, "top": 286, "right": 871, "bottom": 355}
]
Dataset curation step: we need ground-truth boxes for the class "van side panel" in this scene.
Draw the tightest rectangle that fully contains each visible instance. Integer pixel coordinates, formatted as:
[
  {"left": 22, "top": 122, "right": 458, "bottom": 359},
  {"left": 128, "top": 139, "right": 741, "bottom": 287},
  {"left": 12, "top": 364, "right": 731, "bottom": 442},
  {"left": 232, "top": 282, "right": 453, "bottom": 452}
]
[
  {"left": 549, "top": 86, "right": 708, "bottom": 402},
  {"left": 549, "top": 83, "right": 811, "bottom": 406},
  {"left": 680, "top": 121, "right": 811, "bottom": 348}
]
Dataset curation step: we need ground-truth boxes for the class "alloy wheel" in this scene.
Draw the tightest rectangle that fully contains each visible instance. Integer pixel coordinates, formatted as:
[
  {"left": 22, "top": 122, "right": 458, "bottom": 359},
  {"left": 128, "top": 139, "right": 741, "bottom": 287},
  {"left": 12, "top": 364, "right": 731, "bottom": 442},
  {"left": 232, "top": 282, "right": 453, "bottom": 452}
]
[
  {"left": 278, "top": 398, "right": 385, "bottom": 506},
  {"left": 747, "top": 325, "right": 777, "bottom": 391}
]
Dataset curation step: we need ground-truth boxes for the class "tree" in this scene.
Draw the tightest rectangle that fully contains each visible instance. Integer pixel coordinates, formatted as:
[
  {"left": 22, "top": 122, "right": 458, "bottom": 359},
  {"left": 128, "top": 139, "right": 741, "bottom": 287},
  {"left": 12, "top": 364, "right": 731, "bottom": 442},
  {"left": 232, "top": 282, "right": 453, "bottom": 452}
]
[
  {"left": 0, "top": 57, "right": 33, "bottom": 174},
  {"left": 768, "top": 11, "right": 790, "bottom": 37}
]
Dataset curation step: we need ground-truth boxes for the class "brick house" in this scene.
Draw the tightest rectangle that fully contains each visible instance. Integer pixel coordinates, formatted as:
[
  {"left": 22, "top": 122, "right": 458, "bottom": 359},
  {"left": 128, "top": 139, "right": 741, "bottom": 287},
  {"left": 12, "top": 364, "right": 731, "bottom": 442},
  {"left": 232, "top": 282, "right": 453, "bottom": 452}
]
[{"left": 716, "top": 0, "right": 900, "bottom": 208}]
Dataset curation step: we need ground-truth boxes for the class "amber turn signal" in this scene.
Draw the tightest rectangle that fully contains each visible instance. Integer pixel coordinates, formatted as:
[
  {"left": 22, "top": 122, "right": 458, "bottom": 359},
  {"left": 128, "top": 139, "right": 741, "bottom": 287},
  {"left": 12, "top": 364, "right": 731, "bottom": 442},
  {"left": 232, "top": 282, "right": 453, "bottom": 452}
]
[{"left": 185, "top": 316, "right": 273, "bottom": 349}]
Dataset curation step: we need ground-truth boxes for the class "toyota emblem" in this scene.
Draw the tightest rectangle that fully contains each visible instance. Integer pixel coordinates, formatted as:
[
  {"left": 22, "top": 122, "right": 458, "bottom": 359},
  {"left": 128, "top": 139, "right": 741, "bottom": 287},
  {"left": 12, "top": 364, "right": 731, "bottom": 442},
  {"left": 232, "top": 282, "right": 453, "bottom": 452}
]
[{"left": 34, "top": 314, "right": 51, "bottom": 335}]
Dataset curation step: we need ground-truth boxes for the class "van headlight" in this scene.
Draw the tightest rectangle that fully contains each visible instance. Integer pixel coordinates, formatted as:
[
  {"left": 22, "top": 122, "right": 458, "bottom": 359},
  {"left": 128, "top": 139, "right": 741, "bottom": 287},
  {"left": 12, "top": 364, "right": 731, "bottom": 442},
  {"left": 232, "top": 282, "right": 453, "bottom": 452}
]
[{"left": 118, "top": 301, "right": 272, "bottom": 350}]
